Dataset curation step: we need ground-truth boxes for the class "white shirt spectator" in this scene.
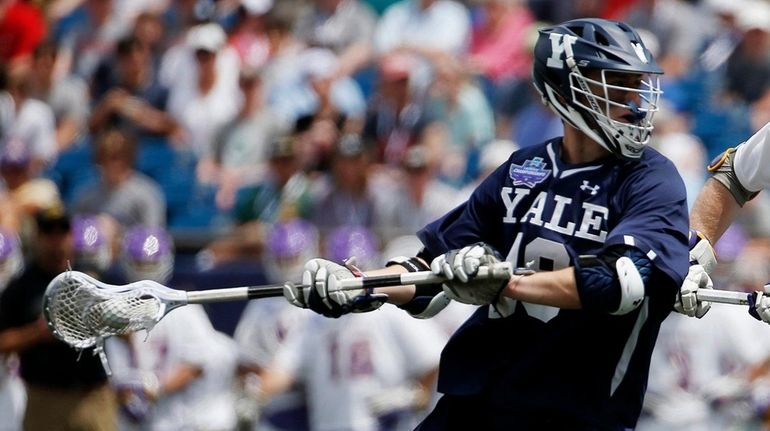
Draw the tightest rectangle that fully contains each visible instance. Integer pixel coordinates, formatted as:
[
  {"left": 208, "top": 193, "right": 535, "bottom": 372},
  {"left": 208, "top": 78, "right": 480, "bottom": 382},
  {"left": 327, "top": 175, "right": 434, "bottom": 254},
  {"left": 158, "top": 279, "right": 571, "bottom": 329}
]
[
  {"left": 373, "top": 0, "right": 471, "bottom": 55},
  {"left": 0, "top": 93, "right": 57, "bottom": 165}
]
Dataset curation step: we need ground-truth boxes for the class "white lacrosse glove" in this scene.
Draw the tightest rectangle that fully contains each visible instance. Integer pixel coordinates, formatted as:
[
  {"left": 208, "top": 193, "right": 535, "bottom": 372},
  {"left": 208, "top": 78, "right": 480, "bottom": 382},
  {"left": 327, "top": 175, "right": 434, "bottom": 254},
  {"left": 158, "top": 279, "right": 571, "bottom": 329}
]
[
  {"left": 675, "top": 230, "right": 716, "bottom": 318},
  {"left": 431, "top": 243, "right": 509, "bottom": 305},
  {"left": 367, "top": 385, "right": 429, "bottom": 416},
  {"left": 283, "top": 258, "right": 387, "bottom": 318},
  {"left": 748, "top": 282, "right": 770, "bottom": 324},
  {"left": 674, "top": 264, "right": 713, "bottom": 318}
]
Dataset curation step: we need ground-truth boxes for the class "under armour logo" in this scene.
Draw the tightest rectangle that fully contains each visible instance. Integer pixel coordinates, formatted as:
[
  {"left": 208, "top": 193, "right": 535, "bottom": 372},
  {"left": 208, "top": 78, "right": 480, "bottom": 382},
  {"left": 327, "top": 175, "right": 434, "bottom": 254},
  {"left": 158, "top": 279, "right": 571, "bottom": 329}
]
[{"left": 580, "top": 180, "right": 600, "bottom": 195}]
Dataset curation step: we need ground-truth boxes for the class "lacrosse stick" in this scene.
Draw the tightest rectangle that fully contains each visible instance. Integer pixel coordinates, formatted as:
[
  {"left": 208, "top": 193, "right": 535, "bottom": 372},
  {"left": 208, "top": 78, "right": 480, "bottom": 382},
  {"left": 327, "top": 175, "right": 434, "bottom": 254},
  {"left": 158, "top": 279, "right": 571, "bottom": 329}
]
[{"left": 43, "top": 263, "right": 514, "bottom": 351}]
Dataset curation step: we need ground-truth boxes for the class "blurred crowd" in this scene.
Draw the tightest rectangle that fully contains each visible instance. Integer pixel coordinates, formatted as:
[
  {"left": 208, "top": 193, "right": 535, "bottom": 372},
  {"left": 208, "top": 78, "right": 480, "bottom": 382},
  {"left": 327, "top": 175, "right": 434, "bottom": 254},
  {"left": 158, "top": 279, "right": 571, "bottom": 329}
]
[{"left": 0, "top": 0, "right": 770, "bottom": 429}]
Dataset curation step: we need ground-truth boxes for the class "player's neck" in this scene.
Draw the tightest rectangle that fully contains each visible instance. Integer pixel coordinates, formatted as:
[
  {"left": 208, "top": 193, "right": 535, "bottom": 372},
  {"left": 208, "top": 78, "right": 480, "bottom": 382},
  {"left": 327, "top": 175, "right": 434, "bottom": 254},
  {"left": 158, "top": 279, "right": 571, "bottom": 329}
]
[{"left": 561, "top": 126, "right": 611, "bottom": 164}]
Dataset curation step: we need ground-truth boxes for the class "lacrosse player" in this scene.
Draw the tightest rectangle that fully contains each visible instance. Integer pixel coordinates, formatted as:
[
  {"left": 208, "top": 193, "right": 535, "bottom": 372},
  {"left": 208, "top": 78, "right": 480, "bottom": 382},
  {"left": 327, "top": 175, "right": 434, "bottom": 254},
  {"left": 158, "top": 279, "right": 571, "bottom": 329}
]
[
  {"left": 0, "top": 228, "right": 25, "bottom": 431},
  {"left": 676, "top": 119, "right": 770, "bottom": 324},
  {"left": 263, "top": 226, "right": 444, "bottom": 431},
  {"left": 285, "top": 18, "right": 691, "bottom": 429},
  {"left": 106, "top": 226, "right": 239, "bottom": 431},
  {"left": 233, "top": 219, "right": 316, "bottom": 431}
]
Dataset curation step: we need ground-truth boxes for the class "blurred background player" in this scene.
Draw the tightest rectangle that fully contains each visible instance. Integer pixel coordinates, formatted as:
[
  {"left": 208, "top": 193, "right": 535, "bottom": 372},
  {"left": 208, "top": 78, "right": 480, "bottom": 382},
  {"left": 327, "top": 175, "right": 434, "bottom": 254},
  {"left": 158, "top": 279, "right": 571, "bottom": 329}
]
[
  {"left": 70, "top": 213, "right": 118, "bottom": 278},
  {"left": 106, "top": 225, "right": 238, "bottom": 431},
  {"left": 262, "top": 225, "right": 445, "bottom": 431},
  {"left": 0, "top": 228, "right": 25, "bottom": 431},
  {"left": 233, "top": 218, "right": 316, "bottom": 431}
]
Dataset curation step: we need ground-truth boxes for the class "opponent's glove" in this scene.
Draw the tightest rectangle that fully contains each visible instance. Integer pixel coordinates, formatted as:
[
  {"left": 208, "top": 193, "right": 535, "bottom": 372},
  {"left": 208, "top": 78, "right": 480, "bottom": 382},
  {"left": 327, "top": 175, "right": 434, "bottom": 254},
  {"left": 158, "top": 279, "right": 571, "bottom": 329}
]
[
  {"left": 431, "top": 243, "right": 509, "bottom": 305},
  {"left": 675, "top": 229, "right": 716, "bottom": 318},
  {"left": 283, "top": 258, "right": 387, "bottom": 318},
  {"left": 675, "top": 264, "right": 713, "bottom": 318},
  {"left": 367, "top": 384, "right": 429, "bottom": 416},
  {"left": 748, "top": 282, "right": 770, "bottom": 324}
]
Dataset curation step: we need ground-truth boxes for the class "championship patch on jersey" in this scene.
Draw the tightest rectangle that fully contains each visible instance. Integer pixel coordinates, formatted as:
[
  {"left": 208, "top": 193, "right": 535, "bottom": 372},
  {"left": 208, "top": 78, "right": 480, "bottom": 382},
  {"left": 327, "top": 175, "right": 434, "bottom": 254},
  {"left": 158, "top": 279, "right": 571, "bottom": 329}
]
[{"left": 509, "top": 157, "right": 551, "bottom": 187}]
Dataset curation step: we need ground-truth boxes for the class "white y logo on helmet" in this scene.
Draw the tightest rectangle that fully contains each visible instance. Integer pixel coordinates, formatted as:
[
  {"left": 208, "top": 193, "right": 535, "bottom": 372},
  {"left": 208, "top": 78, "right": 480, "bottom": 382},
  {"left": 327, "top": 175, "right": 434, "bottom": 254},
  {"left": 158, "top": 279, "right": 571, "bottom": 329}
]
[
  {"left": 547, "top": 33, "right": 578, "bottom": 69},
  {"left": 632, "top": 43, "right": 648, "bottom": 64}
]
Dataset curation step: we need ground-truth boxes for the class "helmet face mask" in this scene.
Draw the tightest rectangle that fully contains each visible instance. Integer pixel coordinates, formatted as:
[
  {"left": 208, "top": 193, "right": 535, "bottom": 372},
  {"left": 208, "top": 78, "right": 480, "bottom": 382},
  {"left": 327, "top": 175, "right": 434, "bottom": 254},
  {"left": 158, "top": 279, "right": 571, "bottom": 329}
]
[
  {"left": 568, "top": 68, "right": 661, "bottom": 158},
  {"left": 533, "top": 18, "right": 663, "bottom": 160}
]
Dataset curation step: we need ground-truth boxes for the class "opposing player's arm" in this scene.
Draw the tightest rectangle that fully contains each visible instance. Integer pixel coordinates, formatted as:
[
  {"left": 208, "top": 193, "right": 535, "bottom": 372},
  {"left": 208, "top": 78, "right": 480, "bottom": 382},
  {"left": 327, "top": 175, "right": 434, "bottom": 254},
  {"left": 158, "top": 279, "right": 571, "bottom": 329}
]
[{"left": 692, "top": 146, "right": 759, "bottom": 243}]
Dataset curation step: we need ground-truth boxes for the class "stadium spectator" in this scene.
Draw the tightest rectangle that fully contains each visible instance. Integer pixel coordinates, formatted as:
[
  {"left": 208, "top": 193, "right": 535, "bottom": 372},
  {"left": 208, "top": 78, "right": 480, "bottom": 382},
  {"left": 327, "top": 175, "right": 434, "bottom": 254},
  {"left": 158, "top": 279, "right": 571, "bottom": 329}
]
[
  {"left": 310, "top": 133, "right": 378, "bottom": 230},
  {"left": 232, "top": 135, "right": 313, "bottom": 225},
  {"left": 467, "top": 0, "right": 535, "bottom": 136},
  {"left": 0, "top": 63, "right": 58, "bottom": 172},
  {"left": 52, "top": 0, "right": 128, "bottom": 80},
  {"left": 213, "top": 66, "right": 288, "bottom": 211},
  {"left": 0, "top": 206, "right": 118, "bottom": 431},
  {"left": 372, "top": 144, "right": 462, "bottom": 236},
  {"left": 72, "top": 128, "right": 166, "bottom": 227},
  {"left": 166, "top": 22, "right": 240, "bottom": 168},
  {"left": 0, "top": 137, "right": 63, "bottom": 247},
  {"left": 362, "top": 52, "right": 445, "bottom": 165},
  {"left": 373, "top": 0, "right": 471, "bottom": 57},
  {"left": 89, "top": 36, "right": 178, "bottom": 140},
  {"left": 294, "top": 0, "right": 378, "bottom": 77},
  {"left": 28, "top": 42, "right": 91, "bottom": 152},
  {"left": 0, "top": 0, "right": 46, "bottom": 66},
  {"left": 227, "top": 0, "right": 273, "bottom": 70},
  {"left": 427, "top": 55, "right": 495, "bottom": 185},
  {"left": 624, "top": 0, "right": 713, "bottom": 79}
]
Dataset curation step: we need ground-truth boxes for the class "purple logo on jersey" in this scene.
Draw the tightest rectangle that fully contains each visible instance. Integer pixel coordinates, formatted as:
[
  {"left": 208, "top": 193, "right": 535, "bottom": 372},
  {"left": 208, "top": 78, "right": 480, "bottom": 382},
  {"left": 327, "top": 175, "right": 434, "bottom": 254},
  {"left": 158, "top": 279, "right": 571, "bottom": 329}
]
[{"left": 509, "top": 157, "right": 551, "bottom": 187}]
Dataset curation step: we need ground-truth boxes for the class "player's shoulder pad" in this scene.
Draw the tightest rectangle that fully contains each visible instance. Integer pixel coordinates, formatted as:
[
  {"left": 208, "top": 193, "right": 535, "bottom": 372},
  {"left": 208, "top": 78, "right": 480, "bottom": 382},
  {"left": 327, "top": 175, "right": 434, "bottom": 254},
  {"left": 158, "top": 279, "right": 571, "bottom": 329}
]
[
  {"left": 707, "top": 147, "right": 737, "bottom": 172},
  {"left": 707, "top": 146, "right": 759, "bottom": 206}
]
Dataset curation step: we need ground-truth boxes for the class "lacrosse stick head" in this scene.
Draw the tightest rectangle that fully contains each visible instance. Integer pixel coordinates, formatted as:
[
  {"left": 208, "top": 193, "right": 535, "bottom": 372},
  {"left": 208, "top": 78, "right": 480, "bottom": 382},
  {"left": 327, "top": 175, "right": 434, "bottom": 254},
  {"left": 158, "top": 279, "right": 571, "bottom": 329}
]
[
  {"left": 120, "top": 226, "right": 174, "bottom": 284},
  {"left": 43, "top": 270, "right": 186, "bottom": 350},
  {"left": 325, "top": 225, "right": 380, "bottom": 270}
]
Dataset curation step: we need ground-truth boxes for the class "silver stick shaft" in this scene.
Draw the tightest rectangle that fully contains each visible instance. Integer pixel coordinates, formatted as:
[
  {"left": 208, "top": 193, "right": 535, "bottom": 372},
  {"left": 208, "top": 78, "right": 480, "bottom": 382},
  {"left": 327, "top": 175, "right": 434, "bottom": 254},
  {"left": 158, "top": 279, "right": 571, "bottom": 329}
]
[{"left": 697, "top": 289, "right": 749, "bottom": 306}]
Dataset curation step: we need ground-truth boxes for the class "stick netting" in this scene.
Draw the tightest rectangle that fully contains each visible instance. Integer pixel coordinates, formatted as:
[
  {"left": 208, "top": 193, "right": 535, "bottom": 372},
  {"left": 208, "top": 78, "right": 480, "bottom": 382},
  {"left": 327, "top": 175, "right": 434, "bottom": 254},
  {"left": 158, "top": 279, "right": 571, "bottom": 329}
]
[{"left": 45, "top": 272, "right": 161, "bottom": 349}]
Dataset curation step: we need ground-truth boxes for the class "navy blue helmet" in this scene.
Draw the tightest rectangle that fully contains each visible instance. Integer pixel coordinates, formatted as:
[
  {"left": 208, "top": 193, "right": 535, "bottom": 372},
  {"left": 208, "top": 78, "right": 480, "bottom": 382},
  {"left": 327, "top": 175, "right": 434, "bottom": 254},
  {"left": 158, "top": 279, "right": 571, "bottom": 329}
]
[{"left": 532, "top": 18, "right": 663, "bottom": 160}]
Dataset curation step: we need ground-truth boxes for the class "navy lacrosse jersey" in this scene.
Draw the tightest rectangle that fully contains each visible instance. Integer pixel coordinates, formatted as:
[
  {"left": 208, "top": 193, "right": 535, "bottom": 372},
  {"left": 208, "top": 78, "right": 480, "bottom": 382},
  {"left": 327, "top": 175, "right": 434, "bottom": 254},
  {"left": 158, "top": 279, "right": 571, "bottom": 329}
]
[{"left": 417, "top": 138, "right": 689, "bottom": 429}]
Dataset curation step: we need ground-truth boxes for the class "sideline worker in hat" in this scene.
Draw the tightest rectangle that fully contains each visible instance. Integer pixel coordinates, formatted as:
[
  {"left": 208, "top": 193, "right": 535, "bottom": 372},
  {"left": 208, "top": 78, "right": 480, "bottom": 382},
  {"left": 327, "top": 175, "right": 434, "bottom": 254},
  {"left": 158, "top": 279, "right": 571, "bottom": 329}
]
[{"left": 0, "top": 205, "right": 118, "bottom": 431}]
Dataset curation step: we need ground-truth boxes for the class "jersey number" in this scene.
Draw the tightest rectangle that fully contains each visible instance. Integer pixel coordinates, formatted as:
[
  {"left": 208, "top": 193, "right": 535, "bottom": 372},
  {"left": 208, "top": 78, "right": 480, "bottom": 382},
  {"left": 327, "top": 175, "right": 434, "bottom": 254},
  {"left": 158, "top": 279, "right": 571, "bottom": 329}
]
[{"left": 506, "top": 234, "right": 570, "bottom": 322}]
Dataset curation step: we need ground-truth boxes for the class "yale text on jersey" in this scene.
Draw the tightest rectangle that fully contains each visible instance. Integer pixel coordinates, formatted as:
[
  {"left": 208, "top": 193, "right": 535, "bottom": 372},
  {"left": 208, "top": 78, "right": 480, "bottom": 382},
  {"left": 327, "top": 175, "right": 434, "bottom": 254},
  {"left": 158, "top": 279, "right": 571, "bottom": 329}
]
[{"left": 501, "top": 187, "right": 608, "bottom": 242}]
